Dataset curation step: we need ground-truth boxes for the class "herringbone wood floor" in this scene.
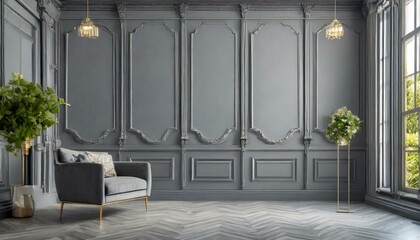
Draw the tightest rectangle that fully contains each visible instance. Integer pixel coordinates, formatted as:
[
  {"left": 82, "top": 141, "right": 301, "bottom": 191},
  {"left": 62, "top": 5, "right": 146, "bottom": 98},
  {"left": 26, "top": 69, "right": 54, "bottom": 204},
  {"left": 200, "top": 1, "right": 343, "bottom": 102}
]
[{"left": 0, "top": 201, "right": 419, "bottom": 240}]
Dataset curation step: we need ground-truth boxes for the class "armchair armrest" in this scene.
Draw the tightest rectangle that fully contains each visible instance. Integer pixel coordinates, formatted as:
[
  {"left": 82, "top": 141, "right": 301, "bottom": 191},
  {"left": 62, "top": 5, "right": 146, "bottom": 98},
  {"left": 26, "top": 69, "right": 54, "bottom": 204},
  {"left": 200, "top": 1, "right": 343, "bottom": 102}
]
[
  {"left": 114, "top": 162, "right": 152, "bottom": 196},
  {"left": 55, "top": 163, "right": 105, "bottom": 204}
]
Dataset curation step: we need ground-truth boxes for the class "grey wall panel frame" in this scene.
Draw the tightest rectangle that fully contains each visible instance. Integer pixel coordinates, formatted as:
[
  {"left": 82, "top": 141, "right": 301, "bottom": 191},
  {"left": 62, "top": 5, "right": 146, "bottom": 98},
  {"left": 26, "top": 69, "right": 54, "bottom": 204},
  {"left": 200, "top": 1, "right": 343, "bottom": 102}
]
[
  {"left": 191, "top": 157, "right": 235, "bottom": 182},
  {"left": 189, "top": 22, "right": 238, "bottom": 144},
  {"left": 64, "top": 24, "right": 117, "bottom": 144},
  {"left": 249, "top": 22, "right": 302, "bottom": 144},
  {"left": 128, "top": 22, "right": 179, "bottom": 144},
  {"left": 129, "top": 157, "right": 175, "bottom": 181},
  {"left": 312, "top": 22, "right": 362, "bottom": 137},
  {"left": 251, "top": 158, "right": 297, "bottom": 182},
  {"left": 306, "top": 150, "right": 365, "bottom": 190},
  {"left": 243, "top": 151, "right": 304, "bottom": 190},
  {"left": 4, "top": 2, "right": 40, "bottom": 85},
  {"left": 313, "top": 158, "right": 356, "bottom": 182}
]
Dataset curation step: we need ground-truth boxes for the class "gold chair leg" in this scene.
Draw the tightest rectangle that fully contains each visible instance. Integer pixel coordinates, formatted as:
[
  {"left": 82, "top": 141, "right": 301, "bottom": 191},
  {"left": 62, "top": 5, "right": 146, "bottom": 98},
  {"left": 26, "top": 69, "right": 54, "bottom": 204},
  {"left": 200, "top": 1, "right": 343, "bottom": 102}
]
[
  {"left": 60, "top": 202, "right": 64, "bottom": 219},
  {"left": 144, "top": 196, "right": 148, "bottom": 211},
  {"left": 99, "top": 205, "right": 104, "bottom": 221}
]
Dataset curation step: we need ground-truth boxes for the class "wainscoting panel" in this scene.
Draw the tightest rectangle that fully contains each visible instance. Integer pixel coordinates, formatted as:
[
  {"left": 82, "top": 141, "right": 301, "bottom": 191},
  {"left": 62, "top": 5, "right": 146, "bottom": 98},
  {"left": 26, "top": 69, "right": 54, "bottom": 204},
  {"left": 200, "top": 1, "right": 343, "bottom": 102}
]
[
  {"left": 60, "top": 20, "right": 119, "bottom": 145},
  {"left": 244, "top": 151, "right": 303, "bottom": 190},
  {"left": 306, "top": 150, "right": 365, "bottom": 190},
  {"left": 124, "top": 152, "right": 181, "bottom": 190},
  {"left": 247, "top": 20, "right": 303, "bottom": 146},
  {"left": 185, "top": 152, "right": 240, "bottom": 189},
  {"left": 127, "top": 21, "right": 180, "bottom": 145},
  {"left": 191, "top": 158, "right": 234, "bottom": 182},
  {"left": 187, "top": 21, "right": 240, "bottom": 145}
]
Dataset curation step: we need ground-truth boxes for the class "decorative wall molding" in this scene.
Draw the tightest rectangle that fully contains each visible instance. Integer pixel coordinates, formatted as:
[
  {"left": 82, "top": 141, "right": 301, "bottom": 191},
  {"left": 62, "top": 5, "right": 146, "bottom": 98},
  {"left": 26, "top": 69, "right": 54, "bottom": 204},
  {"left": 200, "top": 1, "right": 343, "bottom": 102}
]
[
  {"left": 249, "top": 128, "right": 301, "bottom": 144},
  {"left": 249, "top": 23, "right": 301, "bottom": 144},
  {"left": 64, "top": 25, "right": 117, "bottom": 144},
  {"left": 130, "top": 157, "right": 175, "bottom": 181},
  {"left": 179, "top": 3, "right": 189, "bottom": 19},
  {"left": 116, "top": 1, "right": 127, "bottom": 19},
  {"left": 63, "top": 128, "right": 117, "bottom": 145},
  {"left": 128, "top": 22, "right": 178, "bottom": 144},
  {"left": 191, "top": 158, "right": 235, "bottom": 182},
  {"left": 129, "top": 128, "right": 178, "bottom": 144},
  {"left": 313, "top": 23, "right": 361, "bottom": 134},
  {"left": 251, "top": 158, "right": 297, "bottom": 181},
  {"left": 302, "top": 3, "right": 314, "bottom": 18},
  {"left": 240, "top": 3, "right": 250, "bottom": 18},
  {"left": 190, "top": 23, "right": 238, "bottom": 144},
  {"left": 190, "top": 128, "right": 235, "bottom": 145},
  {"left": 59, "top": 0, "right": 365, "bottom": 11},
  {"left": 313, "top": 158, "right": 356, "bottom": 182}
]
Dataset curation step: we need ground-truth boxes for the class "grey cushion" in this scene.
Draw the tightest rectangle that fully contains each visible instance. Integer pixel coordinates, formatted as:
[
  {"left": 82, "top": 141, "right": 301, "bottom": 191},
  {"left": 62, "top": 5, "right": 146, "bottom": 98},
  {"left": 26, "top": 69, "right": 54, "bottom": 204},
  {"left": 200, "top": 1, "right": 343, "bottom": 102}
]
[
  {"left": 57, "top": 148, "right": 109, "bottom": 163},
  {"left": 58, "top": 148, "right": 84, "bottom": 163},
  {"left": 104, "top": 177, "right": 147, "bottom": 196}
]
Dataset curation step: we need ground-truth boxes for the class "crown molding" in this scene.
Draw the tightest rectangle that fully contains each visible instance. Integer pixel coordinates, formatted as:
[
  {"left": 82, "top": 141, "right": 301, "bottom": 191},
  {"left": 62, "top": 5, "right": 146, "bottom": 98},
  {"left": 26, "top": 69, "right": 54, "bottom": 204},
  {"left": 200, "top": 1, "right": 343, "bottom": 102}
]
[{"left": 60, "top": 0, "right": 365, "bottom": 11}]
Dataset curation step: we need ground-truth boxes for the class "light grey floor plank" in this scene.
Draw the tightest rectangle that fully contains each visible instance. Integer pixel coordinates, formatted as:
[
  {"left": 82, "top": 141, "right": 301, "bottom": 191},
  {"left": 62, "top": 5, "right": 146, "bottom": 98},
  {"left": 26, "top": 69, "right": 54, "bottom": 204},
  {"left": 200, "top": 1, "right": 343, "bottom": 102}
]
[{"left": 0, "top": 201, "right": 419, "bottom": 240}]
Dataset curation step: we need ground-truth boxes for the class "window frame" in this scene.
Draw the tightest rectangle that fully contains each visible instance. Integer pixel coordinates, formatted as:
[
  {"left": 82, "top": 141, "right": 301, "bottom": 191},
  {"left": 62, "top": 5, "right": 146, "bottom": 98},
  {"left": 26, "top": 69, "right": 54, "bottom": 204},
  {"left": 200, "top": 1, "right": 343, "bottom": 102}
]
[{"left": 401, "top": 0, "right": 420, "bottom": 194}]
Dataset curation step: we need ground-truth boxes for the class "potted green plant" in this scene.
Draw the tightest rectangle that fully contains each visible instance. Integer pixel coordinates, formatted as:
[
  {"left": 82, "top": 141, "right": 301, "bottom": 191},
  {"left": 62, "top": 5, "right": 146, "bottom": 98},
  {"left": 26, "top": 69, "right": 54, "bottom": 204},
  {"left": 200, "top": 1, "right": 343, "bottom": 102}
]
[
  {"left": 325, "top": 106, "right": 362, "bottom": 145},
  {"left": 0, "top": 72, "right": 68, "bottom": 174},
  {"left": 0, "top": 72, "right": 68, "bottom": 218}
]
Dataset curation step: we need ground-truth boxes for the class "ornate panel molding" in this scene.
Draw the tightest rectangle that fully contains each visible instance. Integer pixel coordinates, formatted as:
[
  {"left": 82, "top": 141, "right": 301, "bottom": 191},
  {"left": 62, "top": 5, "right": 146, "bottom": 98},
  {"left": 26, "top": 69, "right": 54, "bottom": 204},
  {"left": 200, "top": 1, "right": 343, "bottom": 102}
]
[
  {"left": 313, "top": 158, "right": 356, "bottom": 182},
  {"left": 64, "top": 25, "right": 117, "bottom": 144},
  {"left": 128, "top": 22, "right": 178, "bottom": 144},
  {"left": 251, "top": 158, "right": 297, "bottom": 181},
  {"left": 130, "top": 157, "right": 175, "bottom": 181},
  {"left": 191, "top": 158, "right": 235, "bottom": 182},
  {"left": 249, "top": 23, "right": 301, "bottom": 144},
  {"left": 190, "top": 23, "right": 238, "bottom": 145},
  {"left": 313, "top": 23, "right": 361, "bottom": 134},
  {"left": 249, "top": 128, "right": 301, "bottom": 145}
]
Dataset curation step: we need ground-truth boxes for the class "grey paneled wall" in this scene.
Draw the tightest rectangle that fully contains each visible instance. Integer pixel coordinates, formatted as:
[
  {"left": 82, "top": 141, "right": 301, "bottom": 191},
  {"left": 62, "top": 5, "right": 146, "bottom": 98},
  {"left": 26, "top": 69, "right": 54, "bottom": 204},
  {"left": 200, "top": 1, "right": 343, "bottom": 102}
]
[{"left": 59, "top": 4, "right": 366, "bottom": 200}]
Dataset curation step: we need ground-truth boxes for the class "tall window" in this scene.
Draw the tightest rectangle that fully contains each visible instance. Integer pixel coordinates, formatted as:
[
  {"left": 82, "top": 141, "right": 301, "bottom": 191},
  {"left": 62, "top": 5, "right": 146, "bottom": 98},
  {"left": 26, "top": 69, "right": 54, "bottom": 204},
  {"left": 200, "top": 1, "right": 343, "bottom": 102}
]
[
  {"left": 403, "top": 0, "right": 420, "bottom": 192},
  {"left": 378, "top": 5, "right": 392, "bottom": 190}
]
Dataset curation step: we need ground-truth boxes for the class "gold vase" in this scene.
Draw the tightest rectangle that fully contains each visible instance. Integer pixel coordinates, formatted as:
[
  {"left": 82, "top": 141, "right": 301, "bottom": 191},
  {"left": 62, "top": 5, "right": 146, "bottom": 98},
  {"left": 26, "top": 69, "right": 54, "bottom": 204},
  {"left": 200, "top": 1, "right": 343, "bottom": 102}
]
[{"left": 12, "top": 185, "right": 35, "bottom": 218}]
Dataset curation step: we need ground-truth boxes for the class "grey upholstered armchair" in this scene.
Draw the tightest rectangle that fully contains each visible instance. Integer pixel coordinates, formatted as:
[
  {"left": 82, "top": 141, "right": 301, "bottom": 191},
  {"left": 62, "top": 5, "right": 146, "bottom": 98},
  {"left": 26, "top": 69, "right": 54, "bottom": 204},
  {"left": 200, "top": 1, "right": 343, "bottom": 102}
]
[{"left": 54, "top": 148, "right": 152, "bottom": 221}]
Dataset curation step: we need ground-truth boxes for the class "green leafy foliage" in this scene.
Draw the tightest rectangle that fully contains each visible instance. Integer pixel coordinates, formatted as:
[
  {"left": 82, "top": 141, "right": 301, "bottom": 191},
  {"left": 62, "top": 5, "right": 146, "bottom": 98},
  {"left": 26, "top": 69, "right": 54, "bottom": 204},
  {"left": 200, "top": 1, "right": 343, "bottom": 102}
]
[
  {"left": 325, "top": 107, "right": 362, "bottom": 144},
  {"left": 0, "top": 73, "right": 69, "bottom": 155},
  {"left": 404, "top": 74, "right": 420, "bottom": 188},
  {"left": 405, "top": 134, "right": 419, "bottom": 188}
]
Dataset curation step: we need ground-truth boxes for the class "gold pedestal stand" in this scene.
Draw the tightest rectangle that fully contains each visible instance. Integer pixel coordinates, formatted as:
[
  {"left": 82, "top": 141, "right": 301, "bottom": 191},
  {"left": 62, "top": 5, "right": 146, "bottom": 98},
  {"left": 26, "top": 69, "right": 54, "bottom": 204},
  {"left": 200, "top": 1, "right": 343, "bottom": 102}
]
[
  {"left": 12, "top": 139, "right": 35, "bottom": 218},
  {"left": 336, "top": 143, "right": 353, "bottom": 213}
]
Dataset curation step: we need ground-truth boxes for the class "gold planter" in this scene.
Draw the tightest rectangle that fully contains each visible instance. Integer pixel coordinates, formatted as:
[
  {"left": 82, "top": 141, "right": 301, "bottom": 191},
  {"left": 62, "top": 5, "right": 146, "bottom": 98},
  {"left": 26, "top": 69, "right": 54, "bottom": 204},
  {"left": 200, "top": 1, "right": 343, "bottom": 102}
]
[{"left": 12, "top": 185, "right": 35, "bottom": 218}]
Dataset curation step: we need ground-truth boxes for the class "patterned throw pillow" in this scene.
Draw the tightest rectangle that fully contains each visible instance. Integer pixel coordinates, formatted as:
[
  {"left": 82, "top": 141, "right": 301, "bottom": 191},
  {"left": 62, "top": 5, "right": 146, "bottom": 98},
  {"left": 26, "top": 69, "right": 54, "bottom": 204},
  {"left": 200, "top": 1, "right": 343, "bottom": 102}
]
[{"left": 84, "top": 152, "right": 117, "bottom": 178}]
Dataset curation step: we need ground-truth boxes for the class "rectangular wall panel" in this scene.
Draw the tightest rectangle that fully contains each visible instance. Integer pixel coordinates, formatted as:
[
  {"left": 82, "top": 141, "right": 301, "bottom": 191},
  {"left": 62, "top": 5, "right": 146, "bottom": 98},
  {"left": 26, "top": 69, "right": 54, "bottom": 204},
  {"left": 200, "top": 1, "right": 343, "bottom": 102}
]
[
  {"left": 244, "top": 151, "right": 304, "bottom": 190},
  {"left": 127, "top": 21, "right": 179, "bottom": 145},
  {"left": 252, "top": 158, "right": 296, "bottom": 181},
  {"left": 188, "top": 21, "right": 240, "bottom": 145},
  {"left": 191, "top": 158, "right": 234, "bottom": 182},
  {"left": 130, "top": 157, "right": 175, "bottom": 181},
  {"left": 313, "top": 158, "right": 356, "bottom": 182},
  {"left": 247, "top": 20, "right": 303, "bottom": 146},
  {"left": 307, "top": 150, "right": 365, "bottom": 191}
]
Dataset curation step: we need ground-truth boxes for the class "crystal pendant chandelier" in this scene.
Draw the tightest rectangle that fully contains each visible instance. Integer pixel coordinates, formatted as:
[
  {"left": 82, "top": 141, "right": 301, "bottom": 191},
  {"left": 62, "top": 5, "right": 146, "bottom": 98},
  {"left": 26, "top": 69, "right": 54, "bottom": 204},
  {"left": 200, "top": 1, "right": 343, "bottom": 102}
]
[
  {"left": 326, "top": 0, "right": 344, "bottom": 40},
  {"left": 78, "top": 0, "right": 99, "bottom": 39}
]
